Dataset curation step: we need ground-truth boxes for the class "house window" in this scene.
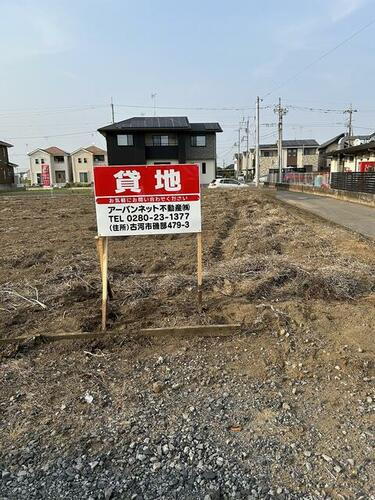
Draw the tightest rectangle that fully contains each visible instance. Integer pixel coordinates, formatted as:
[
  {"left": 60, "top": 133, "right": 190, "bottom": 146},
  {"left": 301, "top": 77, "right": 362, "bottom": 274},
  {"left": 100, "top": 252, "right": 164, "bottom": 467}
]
[
  {"left": 201, "top": 162, "right": 207, "bottom": 174},
  {"left": 35, "top": 159, "right": 39, "bottom": 164},
  {"left": 54, "top": 156, "right": 64, "bottom": 163},
  {"left": 78, "top": 158, "right": 82, "bottom": 163},
  {"left": 83, "top": 158, "right": 87, "bottom": 163},
  {"left": 191, "top": 135, "right": 206, "bottom": 147},
  {"left": 287, "top": 148, "right": 297, "bottom": 157},
  {"left": 152, "top": 135, "right": 169, "bottom": 146},
  {"left": 41, "top": 158, "right": 45, "bottom": 164},
  {"left": 79, "top": 172, "right": 88, "bottom": 183},
  {"left": 94, "top": 155, "right": 104, "bottom": 162},
  {"left": 261, "top": 150, "right": 277, "bottom": 157},
  {"left": 36, "top": 173, "right": 41, "bottom": 184},
  {"left": 117, "top": 134, "right": 134, "bottom": 146},
  {"left": 304, "top": 148, "right": 316, "bottom": 155}
]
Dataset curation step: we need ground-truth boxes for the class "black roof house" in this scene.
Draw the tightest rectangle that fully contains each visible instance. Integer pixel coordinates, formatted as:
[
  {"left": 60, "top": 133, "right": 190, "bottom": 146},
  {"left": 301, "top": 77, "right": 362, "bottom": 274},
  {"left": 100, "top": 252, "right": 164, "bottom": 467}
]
[
  {"left": 98, "top": 116, "right": 222, "bottom": 133},
  {"left": 98, "top": 116, "right": 222, "bottom": 167},
  {"left": 327, "top": 140, "right": 375, "bottom": 156},
  {"left": 318, "top": 133, "right": 345, "bottom": 151},
  {"left": 257, "top": 139, "right": 319, "bottom": 149}
]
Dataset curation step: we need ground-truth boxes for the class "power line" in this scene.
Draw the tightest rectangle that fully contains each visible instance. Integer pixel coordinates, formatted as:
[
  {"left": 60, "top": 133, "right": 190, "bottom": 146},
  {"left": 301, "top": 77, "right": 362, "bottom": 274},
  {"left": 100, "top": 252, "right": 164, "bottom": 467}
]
[
  {"left": 217, "top": 143, "right": 237, "bottom": 158},
  {"left": 262, "top": 18, "right": 375, "bottom": 99},
  {"left": 116, "top": 103, "right": 256, "bottom": 111},
  {"left": 0, "top": 105, "right": 107, "bottom": 118},
  {"left": 286, "top": 105, "right": 345, "bottom": 113},
  {"left": 4, "top": 130, "right": 98, "bottom": 140}
]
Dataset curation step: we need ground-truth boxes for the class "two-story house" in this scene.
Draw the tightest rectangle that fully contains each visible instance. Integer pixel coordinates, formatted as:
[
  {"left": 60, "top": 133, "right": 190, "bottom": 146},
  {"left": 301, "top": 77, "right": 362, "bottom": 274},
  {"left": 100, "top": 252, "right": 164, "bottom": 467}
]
[
  {"left": 318, "top": 132, "right": 375, "bottom": 172},
  {"left": 97, "top": 116, "right": 222, "bottom": 185},
  {"left": 28, "top": 147, "right": 72, "bottom": 186},
  {"left": 0, "top": 140, "right": 15, "bottom": 190},
  {"left": 241, "top": 139, "right": 319, "bottom": 177},
  {"left": 327, "top": 141, "right": 375, "bottom": 173},
  {"left": 71, "top": 146, "right": 107, "bottom": 184}
]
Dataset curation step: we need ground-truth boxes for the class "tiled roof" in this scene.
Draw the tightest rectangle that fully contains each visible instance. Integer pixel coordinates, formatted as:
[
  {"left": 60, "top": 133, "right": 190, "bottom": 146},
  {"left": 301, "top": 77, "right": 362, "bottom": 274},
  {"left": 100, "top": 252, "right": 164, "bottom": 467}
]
[
  {"left": 260, "top": 139, "right": 319, "bottom": 149},
  {"left": 318, "top": 133, "right": 345, "bottom": 150},
  {"left": 0, "top": 140, "right": 13, "bottom": 148},
  {"left": 85, "top": 145, "right": 106, "bottom": 155},
  {"left": 44, "top": 147, "right": 69, "bottom": 155},
  {"left": 327, "top": 140, "right": 375, "bottom": 156}
]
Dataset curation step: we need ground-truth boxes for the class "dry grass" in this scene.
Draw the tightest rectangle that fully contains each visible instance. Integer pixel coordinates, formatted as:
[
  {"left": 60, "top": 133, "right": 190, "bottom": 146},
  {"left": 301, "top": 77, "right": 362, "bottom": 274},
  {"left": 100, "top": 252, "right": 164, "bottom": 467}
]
[{"left": 0, "top": 190, "right": 374, "bottom": 338}]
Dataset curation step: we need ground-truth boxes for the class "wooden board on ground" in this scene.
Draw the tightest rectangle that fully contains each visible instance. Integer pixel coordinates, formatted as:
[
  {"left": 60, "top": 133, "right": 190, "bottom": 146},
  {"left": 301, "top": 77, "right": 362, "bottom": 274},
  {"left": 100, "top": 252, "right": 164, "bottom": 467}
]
[
  {"left": 139, "top": 324, "right": 241, "bottom": 337},
  {"left": 0, "top": 324, "right": 241, "bottom": 345},
  {"left": 0, "top": 332, "right": 117, "bottom": 345}
]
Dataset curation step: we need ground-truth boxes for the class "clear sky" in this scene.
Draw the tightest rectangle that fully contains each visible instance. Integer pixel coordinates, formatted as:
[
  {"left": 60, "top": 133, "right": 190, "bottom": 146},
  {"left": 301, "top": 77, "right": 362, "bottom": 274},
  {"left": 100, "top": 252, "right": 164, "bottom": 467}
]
[{"left": 1, "top": 0, "right": 375, "bottom": 171}]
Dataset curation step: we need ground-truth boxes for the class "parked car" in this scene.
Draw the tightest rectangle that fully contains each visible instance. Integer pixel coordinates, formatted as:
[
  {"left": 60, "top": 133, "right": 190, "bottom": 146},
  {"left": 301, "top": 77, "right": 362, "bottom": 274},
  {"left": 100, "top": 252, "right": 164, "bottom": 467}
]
[
  {"left": 208, "top": 178, "right": 249, "bottom": 189},
  {"left": 250, "top": 175, "right": 268, "bottom": 185}
]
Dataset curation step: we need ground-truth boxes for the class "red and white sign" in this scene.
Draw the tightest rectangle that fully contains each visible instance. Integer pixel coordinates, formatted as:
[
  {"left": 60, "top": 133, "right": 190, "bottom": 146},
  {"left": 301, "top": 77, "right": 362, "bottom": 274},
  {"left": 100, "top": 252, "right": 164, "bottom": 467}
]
[
  {"left": 359, "top": 161, "right": 375, "bottom": 172},
  {"left": 41, "top": 165, "right": 51, "bottom": 187},
  {"left": 93, "top": 164, "right": 201, "bottom": 236}
]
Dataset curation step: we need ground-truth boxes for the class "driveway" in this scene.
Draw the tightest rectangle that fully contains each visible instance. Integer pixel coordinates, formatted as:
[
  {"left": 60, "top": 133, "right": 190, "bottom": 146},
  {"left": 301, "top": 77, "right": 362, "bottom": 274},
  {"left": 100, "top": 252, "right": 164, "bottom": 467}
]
[{"left": 276, "top": 190, "right": 375, "bottom": 239}]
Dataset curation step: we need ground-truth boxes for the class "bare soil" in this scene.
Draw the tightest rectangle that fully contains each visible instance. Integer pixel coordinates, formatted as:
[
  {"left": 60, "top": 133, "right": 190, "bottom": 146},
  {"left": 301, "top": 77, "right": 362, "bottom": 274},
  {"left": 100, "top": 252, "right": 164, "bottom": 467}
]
[{"left": 0, "top": 189, "right": 374, "bottom": 499}]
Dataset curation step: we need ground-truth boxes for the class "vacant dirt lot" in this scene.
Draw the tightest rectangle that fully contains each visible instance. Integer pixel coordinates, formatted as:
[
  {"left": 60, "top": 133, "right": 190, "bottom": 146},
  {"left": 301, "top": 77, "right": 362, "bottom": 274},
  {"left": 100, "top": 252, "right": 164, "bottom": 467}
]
[{"left": 0, "top": 190, "right": 374, "bottom": 499}]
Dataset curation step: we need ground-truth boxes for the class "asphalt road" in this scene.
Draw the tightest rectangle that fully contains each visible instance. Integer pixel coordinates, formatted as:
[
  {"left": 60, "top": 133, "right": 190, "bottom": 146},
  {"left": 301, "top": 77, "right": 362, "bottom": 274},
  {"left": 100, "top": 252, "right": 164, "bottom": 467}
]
[{"left": 276, "top": 190, "right": 375, "bottom": 239}]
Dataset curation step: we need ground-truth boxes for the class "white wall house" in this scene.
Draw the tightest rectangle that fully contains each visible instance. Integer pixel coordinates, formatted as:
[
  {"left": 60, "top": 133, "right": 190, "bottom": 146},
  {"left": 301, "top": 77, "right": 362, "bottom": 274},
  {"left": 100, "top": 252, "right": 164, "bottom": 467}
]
[
  {"left": 28, "top": 147, "right": 72, "bottom": 186},
  {"left": 71, "top": 146, "right": 107, "bottom": 184},
  {"left": 329, "top": 141, "right": 375, "bottom": 173},
  {"left": 186, "top": 159, "right": 215, "bottom": 185}
]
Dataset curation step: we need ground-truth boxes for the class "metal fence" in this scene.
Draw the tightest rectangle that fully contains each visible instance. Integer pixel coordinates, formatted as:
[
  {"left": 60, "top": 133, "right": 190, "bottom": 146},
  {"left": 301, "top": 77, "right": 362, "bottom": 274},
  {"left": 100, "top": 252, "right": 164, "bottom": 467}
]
[
  {"left": 331, "top": 172, "right": 375, "bottom": 194},
  {"left": 268, "top": 171, "right": 331, "bottom": 187}
]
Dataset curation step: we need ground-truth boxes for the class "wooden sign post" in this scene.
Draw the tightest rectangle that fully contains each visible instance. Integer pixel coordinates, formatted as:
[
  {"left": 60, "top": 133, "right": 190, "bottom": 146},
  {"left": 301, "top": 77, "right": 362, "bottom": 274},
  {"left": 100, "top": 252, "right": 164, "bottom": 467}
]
[
  {"left": 197, "top": 232, "right": 203, "bottom": 312},
  {"left": 95, "top": 236, "right": 109, "bottom": 331},
  {"left": 93, "top": 164, "right": 202, "bottom": 332}
]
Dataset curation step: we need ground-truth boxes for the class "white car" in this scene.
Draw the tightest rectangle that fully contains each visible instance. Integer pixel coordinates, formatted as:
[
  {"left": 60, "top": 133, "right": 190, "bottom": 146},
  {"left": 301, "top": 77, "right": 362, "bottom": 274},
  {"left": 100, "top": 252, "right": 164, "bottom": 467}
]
[
  {"left": 208, "top": 178, "right": 249, "bottom": 189},
  {"left": 250, "top": 175, "right": 268, "bottom": 185}
]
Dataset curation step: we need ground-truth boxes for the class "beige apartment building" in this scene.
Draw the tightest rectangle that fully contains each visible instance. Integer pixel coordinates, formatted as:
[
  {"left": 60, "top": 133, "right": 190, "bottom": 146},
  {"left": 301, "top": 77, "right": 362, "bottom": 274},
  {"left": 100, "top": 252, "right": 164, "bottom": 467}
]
[
  {"left": 237, "top": 139, "right": 319, "bottom": 177},
  {"left": 71, "top": 146, "right": 107, "bottom": 184}
]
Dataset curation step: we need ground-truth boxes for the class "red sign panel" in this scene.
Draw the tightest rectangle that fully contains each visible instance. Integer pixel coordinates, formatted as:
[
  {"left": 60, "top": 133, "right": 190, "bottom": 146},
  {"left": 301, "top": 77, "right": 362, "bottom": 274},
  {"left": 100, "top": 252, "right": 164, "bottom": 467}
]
[
  {"left": 359, "top": 161, "right": 375, "bottom": 172},
  {"left": 94, "top": 164, "right": 199, "bottom": 200},
  {"left": 41, "top": 165, "right": 51, "bottom": 187},
  {"left": 93, "top": 164, "right": 201, "bottom": 237}
]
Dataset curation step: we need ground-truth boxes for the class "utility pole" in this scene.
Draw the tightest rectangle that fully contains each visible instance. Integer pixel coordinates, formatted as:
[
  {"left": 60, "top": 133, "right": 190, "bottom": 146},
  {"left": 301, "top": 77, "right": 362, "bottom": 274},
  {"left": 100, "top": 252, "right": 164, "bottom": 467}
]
[
  {"left": 274, "top": 97, "right": 288, "bottom": 183},
  {"left": 245, "top": 117, "right": 249, "bottom": 180},
  {"left": 255, "top": 96, "right": 260, "bottom": 187},
  {"left": 344, "top": 104, "right": 357, "bottom": 145},
  {"left": 110, "top": 97, "right": 115, "bottom": 124},
  {"left": 237, "top": 124, "right": 241, "bottom": 177}
]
